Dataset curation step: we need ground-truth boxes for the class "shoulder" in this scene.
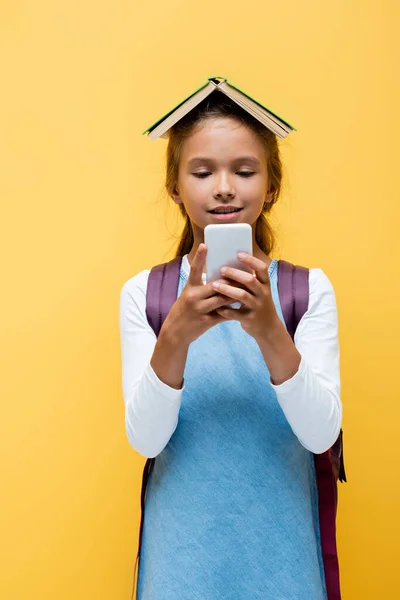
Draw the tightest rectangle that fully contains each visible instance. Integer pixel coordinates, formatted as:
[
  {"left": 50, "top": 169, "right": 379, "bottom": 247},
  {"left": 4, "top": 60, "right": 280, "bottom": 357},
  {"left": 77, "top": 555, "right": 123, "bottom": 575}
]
[
  {"left": 119, "top": 269, "right": 151, "bottom": 322},
  {"left": 301, "top": 267, "right": 338, "bottom": 328},
  {"left": 278, "top": 262, "right": 337, "bottom": 310},
  {"left": 308, "top": 268, "right": 336, "bottom": 297},
  {"left": 120, "top": 269, "right": 150, "bottom": 301},
  {"left": 293, "top": 267, "right": 339, "bottom": 347}
]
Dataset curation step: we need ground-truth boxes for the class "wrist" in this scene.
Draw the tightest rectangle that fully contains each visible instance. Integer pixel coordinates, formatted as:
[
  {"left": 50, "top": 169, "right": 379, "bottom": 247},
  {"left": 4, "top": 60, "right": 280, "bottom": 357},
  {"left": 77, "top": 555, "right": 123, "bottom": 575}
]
[
  {"left": 159, "top": 321, "right": 190, "bottom": 352},
  {"left": 151, "top": 325, "right": 189, "bottom": 391},
  {"left": 255, "top": 316, "right": 301, "bottom": 385},
  {"left": 255, "top": 315, "right": 286, "bottom": 347}
]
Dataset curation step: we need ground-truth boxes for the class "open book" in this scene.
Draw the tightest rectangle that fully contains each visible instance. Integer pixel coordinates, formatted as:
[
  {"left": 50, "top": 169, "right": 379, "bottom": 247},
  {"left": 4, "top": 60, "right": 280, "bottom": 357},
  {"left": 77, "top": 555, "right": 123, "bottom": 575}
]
[{"left": 143, "top": 76, "right": 296, "bottom": 140}]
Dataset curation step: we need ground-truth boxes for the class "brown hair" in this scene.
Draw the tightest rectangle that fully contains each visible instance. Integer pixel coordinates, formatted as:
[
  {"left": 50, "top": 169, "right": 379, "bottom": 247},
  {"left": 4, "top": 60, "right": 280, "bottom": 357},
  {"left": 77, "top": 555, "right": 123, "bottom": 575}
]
[{"left": 165, "top": 93, "right": 283, "bottom": 257}]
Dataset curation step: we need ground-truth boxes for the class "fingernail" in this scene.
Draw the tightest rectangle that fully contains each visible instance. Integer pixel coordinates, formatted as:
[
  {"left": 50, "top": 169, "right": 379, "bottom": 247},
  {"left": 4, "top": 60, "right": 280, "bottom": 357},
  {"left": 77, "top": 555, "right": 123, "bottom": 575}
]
[
  {"left": 238, "top": 252, "right": 246, "bottom": 259},
  {"left": 212, "top": 282, "right": 220, "bottom": 290},
  {"left": 220, "top": 267, "right": 227, "bottom": 275}
]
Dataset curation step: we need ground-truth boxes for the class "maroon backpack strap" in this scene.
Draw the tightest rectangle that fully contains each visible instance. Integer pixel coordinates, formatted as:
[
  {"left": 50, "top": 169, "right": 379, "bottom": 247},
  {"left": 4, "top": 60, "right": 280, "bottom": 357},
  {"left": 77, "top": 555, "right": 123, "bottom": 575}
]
[
  {"left": 133, "top": 256, "right": 183, "bottom": 599},
  {"left": 277, "top": 259, "right": 344, "bottom": 600},
  {"left": 145, "top": 256, "right": 182, "bottom": 337},
  {"left": 277, "top": 259, "right": 309, "bottom": 341}
]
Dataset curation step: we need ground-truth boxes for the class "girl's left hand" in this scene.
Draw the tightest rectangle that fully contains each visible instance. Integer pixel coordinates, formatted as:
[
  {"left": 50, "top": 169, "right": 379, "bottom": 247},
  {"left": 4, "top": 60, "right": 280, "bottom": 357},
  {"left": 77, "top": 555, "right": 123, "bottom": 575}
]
[{"left": 213, "top": 253, "right": 281, "bottom": 340}]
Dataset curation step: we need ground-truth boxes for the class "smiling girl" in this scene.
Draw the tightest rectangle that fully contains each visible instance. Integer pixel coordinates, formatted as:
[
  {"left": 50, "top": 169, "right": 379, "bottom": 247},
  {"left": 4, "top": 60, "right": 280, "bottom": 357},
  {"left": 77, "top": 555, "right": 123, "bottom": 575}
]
[{"left": 120, "top": 91, "right": 342, "bottom": 600}]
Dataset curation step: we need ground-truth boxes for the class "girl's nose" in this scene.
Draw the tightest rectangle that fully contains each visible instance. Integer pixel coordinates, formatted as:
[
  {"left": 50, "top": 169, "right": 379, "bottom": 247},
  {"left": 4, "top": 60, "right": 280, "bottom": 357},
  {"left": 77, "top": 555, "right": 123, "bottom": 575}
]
[{"left": 213, "top": 174, "right": 236, "bottom": 198}]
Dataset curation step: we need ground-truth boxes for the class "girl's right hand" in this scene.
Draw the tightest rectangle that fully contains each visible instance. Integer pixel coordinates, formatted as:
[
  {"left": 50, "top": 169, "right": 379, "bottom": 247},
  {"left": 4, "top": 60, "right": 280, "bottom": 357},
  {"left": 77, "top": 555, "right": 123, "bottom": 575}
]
[{"left": 161, "top": 243, "right": 231, "bottom": 345}]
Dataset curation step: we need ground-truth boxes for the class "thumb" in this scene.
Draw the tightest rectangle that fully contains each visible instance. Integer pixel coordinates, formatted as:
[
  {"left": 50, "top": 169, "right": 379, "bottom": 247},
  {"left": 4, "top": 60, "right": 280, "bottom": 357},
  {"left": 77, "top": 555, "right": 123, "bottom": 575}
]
[{"left": 187, "top": 243, "right": 207, "bottom": 286}]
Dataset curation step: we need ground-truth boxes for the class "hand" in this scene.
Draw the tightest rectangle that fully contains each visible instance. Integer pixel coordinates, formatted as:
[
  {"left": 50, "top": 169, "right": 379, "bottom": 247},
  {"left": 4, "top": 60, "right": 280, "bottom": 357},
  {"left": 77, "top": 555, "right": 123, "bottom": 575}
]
[
  {"left": 161, "top": 244, "right": 233, "bottom": 346},
  {"left": 213, "top": 253, "right": 281, "bottom": 340}
]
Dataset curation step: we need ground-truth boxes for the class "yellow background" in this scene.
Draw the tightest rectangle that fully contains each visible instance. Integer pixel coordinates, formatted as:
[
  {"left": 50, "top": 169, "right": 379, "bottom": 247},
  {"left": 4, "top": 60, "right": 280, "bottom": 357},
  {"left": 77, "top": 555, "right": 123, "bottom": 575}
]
[{"left": 1, "top": 1, "right": 399, "bottom": 598}]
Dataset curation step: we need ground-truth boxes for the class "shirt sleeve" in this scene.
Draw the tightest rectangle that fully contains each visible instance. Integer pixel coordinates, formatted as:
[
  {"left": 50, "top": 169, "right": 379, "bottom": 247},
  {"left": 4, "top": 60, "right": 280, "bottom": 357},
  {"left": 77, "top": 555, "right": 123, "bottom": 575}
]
[
  {"left": 270, "top": 268, "right": 342, "bottom": 454},
  {"left": 119, "top": 270, "right": 184, "bottom": 458}
]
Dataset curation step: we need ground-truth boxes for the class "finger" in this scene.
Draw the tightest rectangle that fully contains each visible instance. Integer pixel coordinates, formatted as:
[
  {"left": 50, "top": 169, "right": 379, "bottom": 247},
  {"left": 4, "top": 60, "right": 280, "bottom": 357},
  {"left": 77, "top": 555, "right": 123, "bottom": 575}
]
[
  {"left": 211, "top": 281, "right": 255, "bottom": 308},
  {"left": 219, "top": 266, "right": 260, "bottom": 294},
  {"left": 187, "top": 244, "right": 207, "bottom": 286},
  {"left": 197, "top": 278, "right": 232, "bottom": 300},
  {"left": 237, "top": 253, "right": 270, "bottom": 284},
  {"left": 215, "top": 306, "right": 245, "bottom": 320},
  {"left": 200, "top": 292, "right": 235, "bottom": 314},
  {"left": 186, "top": 279, "right": 232, "bottom": 309}
]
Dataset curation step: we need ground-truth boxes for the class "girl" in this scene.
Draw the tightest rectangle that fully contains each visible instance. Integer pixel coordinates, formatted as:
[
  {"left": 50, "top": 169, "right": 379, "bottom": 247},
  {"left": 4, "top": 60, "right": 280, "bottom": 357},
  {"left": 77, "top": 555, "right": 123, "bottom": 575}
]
[{"left": 120, "top": 91, "right": 342, "bottom": 600}]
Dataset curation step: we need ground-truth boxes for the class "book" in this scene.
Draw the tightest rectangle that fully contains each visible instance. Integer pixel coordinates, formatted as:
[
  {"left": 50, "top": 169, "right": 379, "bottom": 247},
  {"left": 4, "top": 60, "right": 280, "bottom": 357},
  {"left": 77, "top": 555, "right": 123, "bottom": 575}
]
[{"left": 143, "top": 76, "right": 296, "bottom": 140}]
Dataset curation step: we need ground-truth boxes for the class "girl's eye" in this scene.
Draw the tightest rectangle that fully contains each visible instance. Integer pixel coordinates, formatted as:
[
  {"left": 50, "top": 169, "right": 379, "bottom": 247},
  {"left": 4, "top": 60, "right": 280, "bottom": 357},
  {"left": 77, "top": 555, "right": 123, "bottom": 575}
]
[
  {"left": 238, "top": 171, "right": 255, "bottom": 177},
  {"left": 192, "top": 172, "right": 211, "bottom": 178}
]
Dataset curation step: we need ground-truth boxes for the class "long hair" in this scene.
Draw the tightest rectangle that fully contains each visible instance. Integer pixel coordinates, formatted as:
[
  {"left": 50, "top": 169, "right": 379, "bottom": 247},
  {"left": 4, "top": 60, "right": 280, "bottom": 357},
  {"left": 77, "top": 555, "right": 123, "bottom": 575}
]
[{"left": 164, "top": 93, "right": 283, "bottom": 257}]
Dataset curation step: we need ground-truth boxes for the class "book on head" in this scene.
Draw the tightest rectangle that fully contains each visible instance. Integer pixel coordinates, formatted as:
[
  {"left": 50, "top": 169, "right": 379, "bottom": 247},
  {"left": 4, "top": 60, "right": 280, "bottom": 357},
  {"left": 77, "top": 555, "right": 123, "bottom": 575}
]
[{"left": 143, "top": 76, "right": 296, "bottom": 140}]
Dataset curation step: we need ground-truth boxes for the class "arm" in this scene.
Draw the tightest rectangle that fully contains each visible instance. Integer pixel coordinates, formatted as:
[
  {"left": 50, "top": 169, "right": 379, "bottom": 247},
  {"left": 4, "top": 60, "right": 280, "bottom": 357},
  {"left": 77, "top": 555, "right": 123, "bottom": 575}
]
[
  {"left": 215, "top": 261, "right": 342, "bottom": 455},
  {"left": 268, "top": 268, "right": 342, "bottom": 454},
  {"left": 119, "top": 245, "right": 230, "bottom": 459},
  {"left": 119, "top": 271, "right": 185, "bottom": 459}
]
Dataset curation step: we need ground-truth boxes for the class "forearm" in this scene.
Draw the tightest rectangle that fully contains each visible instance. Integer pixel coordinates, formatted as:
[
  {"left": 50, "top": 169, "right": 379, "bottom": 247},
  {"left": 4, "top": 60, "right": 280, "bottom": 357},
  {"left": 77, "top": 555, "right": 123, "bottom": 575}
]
[
  {"left": 256, "top": 317, "right": 301, "bottom": 386},
  {"left": 256, "top": 316, "right": 341, "bottom": 454},
  {"left": 120, "top": 273, "right": 190, "bottom": 459},
  {"left": 270, "top": 356, "right": 341, "bottom": 453},
  {"left": 125, "top": 361, "right": 183, "bottom": 458},
  {"left": 125, "top": 318, "right": 188, "bottom": 458},
  {"left": 150, "top": 324, "right": 190, "bottom": 390}
]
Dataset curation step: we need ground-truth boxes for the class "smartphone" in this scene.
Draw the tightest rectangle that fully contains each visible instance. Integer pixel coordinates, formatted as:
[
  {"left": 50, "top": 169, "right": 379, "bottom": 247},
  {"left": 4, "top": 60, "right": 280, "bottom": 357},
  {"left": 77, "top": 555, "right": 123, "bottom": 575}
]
[{"left": 204, "top": 223, "right": 253, "bottom": 309}]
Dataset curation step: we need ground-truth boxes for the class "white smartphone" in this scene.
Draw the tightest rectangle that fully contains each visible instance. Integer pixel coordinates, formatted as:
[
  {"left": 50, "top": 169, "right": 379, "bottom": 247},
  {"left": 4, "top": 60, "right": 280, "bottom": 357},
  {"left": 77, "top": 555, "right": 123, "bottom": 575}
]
[{"left": 204, "top": 223, "right": 253, "bottom": 309}]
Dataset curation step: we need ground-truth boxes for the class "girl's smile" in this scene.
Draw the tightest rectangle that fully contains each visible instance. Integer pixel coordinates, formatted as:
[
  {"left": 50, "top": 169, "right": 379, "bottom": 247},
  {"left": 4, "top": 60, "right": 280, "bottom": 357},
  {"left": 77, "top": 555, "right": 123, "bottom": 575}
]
[{"left": 207, "top": 205, "right": 244, "bottom": 221}]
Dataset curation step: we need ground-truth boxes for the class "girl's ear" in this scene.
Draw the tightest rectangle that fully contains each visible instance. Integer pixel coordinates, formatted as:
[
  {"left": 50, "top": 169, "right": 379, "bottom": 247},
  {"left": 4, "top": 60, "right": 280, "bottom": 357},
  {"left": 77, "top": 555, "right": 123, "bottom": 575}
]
[
  {"left": 264, "top": 188, "right": 274, "bottom": 205},
  {"left": 171, "top": 185, "right": 183, "bottom": 205}
]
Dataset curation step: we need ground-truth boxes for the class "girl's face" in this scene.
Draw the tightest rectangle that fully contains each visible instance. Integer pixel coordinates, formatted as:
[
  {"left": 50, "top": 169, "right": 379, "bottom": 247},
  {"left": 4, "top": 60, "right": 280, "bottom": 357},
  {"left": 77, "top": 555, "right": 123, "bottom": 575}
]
[{"left": 172, "top": 117, "right": 273, "bottom": 241}]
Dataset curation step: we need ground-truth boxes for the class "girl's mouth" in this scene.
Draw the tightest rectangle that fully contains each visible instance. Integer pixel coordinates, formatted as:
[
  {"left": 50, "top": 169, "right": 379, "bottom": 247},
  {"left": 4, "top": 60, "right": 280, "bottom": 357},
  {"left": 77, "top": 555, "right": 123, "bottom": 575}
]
[
  {"left": 208, "top": 207, "right": 242, "bottom": 214},
  {"left": 208, "top": 207, "right": 243, "bottom": 221}
]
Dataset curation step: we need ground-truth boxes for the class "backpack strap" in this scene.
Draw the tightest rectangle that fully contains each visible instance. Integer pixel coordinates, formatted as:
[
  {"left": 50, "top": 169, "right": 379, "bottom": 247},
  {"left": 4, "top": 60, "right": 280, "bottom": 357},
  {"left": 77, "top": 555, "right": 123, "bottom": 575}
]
[
  {"left": 277, "top": 259, "right": 309, "bottom": 341},
  {"left": 278, "top": 260, "right": 346, "bottom": 467},
  {"left": 145, "top": 256, "right": 182, "bottom": 337},
  {"left": 277, "top": 260, "right": 345, "bottom": 600},
  {"left": 131, "top": 257, "right": 183, "bottom": 598}
]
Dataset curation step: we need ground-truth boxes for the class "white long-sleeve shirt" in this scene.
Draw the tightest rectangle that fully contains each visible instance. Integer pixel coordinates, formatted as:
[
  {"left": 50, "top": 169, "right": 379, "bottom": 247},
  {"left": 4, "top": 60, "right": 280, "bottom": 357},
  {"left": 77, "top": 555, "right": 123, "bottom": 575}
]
[{"left": 119, "top": 255, "right": 342, "bottom": 459}]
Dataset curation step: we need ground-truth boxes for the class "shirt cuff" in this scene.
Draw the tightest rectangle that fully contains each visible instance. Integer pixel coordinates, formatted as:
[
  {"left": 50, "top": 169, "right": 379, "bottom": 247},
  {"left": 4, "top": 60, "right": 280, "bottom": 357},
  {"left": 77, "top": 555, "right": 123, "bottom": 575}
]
[
  {"left": 269, "top": 355, "right": 306, "bottom": 393},
  {"left": 146, "top": 361, "right": 185, "bottom": 399}
]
